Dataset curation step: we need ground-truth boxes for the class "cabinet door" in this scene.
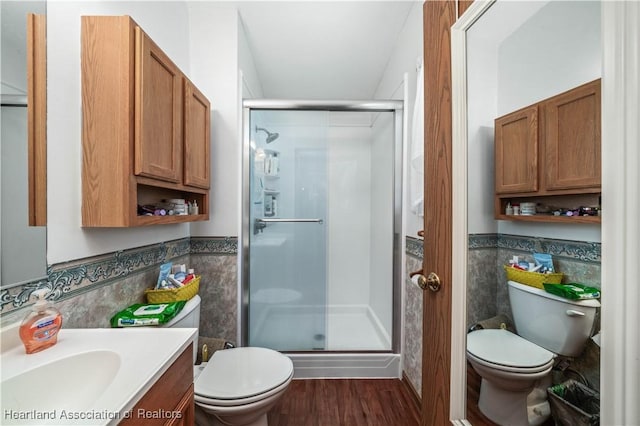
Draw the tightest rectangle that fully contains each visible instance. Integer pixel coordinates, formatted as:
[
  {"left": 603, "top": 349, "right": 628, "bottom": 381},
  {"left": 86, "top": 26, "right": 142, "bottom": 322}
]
[
  {"left": 183, "top": 79, "right": 211, "bottom": 189},
  {"left": 544, "top": 79, "right": 601, "bottom": 191},
  {"left": 495, "top": 105, "right": 538, "bottom": 194},
  {"left": 166, "top": 384, "right": 194, "bottom": 426},
  {"left": 135, "top": 27, "right": 182, "bottom": 183}
]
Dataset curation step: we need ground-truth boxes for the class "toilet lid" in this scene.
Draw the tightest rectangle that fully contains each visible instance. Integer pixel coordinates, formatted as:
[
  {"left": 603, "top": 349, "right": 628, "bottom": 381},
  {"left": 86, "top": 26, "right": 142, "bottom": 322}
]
[
  {"left": 195, "top": 347, "right": 293, "bottom": 400},
  {"left": 467, "top": 329, "right": 554, "bottom": 368}
]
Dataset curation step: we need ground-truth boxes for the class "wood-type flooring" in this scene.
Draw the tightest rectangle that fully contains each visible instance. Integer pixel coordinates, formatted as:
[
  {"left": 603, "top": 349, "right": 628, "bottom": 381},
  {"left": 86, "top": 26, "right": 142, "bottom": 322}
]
[
  {"left": 267, "top": 367, "right": 555, "bottom": 426},
  {"left": 267, "top": 379, "right": 421, "bottom": 426}
]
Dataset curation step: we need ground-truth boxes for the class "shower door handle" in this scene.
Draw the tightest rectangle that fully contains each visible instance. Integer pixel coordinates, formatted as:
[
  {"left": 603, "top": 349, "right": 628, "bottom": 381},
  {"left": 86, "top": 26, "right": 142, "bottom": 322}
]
[{"left": 257, "top": 218, "right": 324, "bottom": 224}]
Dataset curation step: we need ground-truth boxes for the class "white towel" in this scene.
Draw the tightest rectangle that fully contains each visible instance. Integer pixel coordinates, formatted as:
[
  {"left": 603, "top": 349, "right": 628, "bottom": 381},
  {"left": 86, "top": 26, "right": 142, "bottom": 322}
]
[{"left": 410, "top": 60, "right": 424, "bottom": 217}]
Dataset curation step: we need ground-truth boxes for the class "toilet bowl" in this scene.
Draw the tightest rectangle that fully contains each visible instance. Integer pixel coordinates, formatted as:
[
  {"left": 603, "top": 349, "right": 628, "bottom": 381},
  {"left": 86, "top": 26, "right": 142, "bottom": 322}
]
[
  {"left": 193, "top": 346, "right": 293, "bottom": 426},
  {"left": 467, "top": 329, "right": 554, "bottom": 425},
  {"left": 466, "top": 281, "right": 600, "bottom": 426},
  {"left": 158, "top": 295, "right": 293, "bottom": 426}
]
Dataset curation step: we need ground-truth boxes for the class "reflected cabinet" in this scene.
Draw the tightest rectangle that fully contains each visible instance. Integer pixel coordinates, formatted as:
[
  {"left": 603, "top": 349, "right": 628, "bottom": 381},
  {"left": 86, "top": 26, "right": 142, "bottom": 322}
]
[
  {"left": 81, "top": 16, "right": 210, "bottom": 227},
  {"left": 494, "top": 79, "right": 601, "bottom": 223}
]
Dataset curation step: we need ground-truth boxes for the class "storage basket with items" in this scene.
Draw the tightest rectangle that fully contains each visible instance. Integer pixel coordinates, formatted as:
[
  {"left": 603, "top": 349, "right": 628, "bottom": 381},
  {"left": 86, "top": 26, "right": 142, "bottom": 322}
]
[
  {"left": 110, "top": 262, "right": 201, "bottom": 327},
  {"left": 144, "top": 261, "right": 201, "bottom": 303},
  {"left": 504, "top": 252, "right": 563, "bottom": 290}
]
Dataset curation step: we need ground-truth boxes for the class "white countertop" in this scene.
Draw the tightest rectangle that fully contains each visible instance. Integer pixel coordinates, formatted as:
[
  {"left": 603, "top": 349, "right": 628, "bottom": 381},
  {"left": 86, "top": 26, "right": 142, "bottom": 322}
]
[{"left": 1, "top": 325, "right": 196, "bottom": 425}]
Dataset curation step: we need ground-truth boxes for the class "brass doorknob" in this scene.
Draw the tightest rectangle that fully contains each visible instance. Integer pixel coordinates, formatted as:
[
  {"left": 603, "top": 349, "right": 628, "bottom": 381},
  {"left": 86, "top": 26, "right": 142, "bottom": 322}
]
[
  {"left": 426, "top": 272, "right": 441, "bottom": 292},
  {"left": 411, "top": 272, "right": 441, "bottom": 292}
]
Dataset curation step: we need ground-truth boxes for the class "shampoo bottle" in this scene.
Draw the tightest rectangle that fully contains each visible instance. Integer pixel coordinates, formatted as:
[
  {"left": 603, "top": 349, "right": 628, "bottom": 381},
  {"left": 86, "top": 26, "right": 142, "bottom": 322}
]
[{"left": 19, "top": 289, "right": 62, "bottom": 354}]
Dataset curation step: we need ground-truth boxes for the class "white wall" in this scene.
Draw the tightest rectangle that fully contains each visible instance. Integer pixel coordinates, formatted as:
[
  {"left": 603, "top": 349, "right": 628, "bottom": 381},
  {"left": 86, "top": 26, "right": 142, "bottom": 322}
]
[
  {"left": 46, "top": 1, "right": 247, "bottom": 264},
  {"left": 1, "top": 108, "right": 47, "bottom": 283},
  {"left": 467, "top": 27, "right": 499, "bottom": 235},
  {"left": 1, "top": 1, "right": 47, "bottom": 283},
  {"left": 374, "top": 1, "right": 423, "bottom": 238},
  {"left": 326, "top": 114, "right": 373, "bottom": 307},
  {"left": 187, "top": 4, "right": 241, "bottom": 238},
  {"left": 47, "top": 1, "right": 191, "bottom": 264},
  {"left": 369, "top": 111, "right": 395, "bottom": 337},
  {"left": 467, "top": 0, "right": 602, "bottom": 242},
  {"left": 497, "top": 1, "right": 601, "bottom": 116},
  {"left": 238, "top": 17, "right": 264, "bottom": 100}
]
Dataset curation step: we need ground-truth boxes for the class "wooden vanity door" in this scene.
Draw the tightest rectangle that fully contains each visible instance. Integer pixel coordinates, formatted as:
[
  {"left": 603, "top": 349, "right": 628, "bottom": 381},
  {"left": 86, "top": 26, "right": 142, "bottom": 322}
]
[
  {"left": 494, "top": 105, "right": 539, "bottom": 194},
  {"left": 134, "top": 27, "right": 182, "bottom": 183},
  {"left": 544, "top": 79, "right": 601, "bottom": 191}
]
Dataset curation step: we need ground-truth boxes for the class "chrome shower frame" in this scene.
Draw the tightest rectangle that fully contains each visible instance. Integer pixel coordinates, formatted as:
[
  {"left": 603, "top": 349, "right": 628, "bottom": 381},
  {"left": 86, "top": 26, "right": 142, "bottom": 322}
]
[{"left": 240, "top": 99, "right": 404, "bottom": 355}]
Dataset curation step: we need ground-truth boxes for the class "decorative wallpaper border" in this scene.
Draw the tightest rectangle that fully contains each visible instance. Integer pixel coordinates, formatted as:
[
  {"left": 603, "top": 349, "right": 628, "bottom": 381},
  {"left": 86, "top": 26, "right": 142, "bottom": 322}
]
[
  {"left": 468, "top": 233, "right": 499, "bottom": 249},
  {"left": 469, "top": 233, "right": 601, "bottom": 263},
  {"left": 190, "top": 236, "right": 238, "bottom": 255},
  {"left": 1, "top": 233, "right": 597, "bottom": 315},
  {"left": 0, "top": 237, "right": 238, "bottom": 316},
  {"left": 405, "top": 236, "right": 423, "bottom": 259}
]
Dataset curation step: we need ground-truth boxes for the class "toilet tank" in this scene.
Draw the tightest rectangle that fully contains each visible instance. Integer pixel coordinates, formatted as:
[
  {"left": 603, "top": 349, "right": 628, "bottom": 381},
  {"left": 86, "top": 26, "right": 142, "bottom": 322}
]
[
  {"left": 508, "top": 281, "right": 600, "bottom": 357},
  {"left": 163, "top": 295, "right": 201, "bottom": 363}
]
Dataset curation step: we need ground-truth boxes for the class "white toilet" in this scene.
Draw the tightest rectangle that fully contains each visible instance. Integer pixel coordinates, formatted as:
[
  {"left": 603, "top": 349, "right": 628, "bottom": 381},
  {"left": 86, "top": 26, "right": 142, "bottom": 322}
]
[
  {"left": 163, "top": 295, "right": 293, "bottom": 426},
  {"left": 466, "top": 280, "right": 600, "bottom": 426}
]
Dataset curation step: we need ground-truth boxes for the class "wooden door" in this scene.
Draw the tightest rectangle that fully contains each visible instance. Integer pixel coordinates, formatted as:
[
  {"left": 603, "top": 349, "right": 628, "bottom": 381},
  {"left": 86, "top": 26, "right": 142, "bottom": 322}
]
[
  {"left": 134, "top": 27, "right": 182, "bottom": 183},
  {"left": 494, "top": 105, "right": 539, "bottom": 194},
  {"left": 544, "top": 79, "right": 601, "bottom": 191},
  {"left": 183, "top": 78, "right": 211, "bottom": 189},
  {"left": 421, "top": 1, "right": 456, "bottom": 424}
]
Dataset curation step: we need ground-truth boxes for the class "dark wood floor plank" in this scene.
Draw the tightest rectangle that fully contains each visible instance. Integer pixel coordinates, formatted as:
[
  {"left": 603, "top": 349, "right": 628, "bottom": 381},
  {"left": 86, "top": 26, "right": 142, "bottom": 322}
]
[{"left": 268, "top": 379, "right": 421, "bottom": 426}]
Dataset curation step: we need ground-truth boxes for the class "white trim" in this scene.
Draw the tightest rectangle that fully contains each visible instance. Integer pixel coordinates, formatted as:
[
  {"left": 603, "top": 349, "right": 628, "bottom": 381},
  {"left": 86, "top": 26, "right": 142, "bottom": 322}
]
[
  {"left": 452, "top": 1, "right": 639, "bottom": 425},
  {"left": 601, "top": 2, "right": 640, "bottom": 425},
  {"left": 289, "top": 353, "right": 401, "bottom": 379},
  {"left": 450, "top": 1, "right": 495, "bottom": 422}
]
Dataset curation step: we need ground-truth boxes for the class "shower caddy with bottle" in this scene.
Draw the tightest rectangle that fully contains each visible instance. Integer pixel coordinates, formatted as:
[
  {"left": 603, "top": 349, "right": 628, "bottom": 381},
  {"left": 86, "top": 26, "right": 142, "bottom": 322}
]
[{"left": 255, "top": 149, "right": 280, "bottom": 218}]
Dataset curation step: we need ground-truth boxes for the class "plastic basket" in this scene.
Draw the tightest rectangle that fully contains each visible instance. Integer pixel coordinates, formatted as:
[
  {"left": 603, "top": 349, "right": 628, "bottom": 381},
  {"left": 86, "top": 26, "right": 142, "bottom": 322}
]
[
  {"left": 145, "top": 275, "right": 200, "bottom": 303},
  {"left": 504, "top": 265, "right": 563, "bottom": 289}
]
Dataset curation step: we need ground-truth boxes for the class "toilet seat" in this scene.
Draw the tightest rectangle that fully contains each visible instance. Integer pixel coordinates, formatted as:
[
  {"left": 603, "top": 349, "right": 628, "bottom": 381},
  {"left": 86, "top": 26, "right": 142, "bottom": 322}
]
[
  {"left": 195, "top": 371, "right": 293, "bottom": 407},
  {"left": 467, "top": 329, "right": 555, "bottom": 373},
  {"left": 195, "top": 347, "right": 293, "bottom": 406}
]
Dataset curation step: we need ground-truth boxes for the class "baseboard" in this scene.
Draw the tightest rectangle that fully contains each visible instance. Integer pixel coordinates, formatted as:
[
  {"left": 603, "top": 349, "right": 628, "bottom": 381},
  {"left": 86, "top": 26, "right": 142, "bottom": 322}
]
[
  {"left": 402, "top": 371, "right": 421, "bottom": 412},
  {"left": 289, "top": 353, "right": 401, "bottom": 379}
]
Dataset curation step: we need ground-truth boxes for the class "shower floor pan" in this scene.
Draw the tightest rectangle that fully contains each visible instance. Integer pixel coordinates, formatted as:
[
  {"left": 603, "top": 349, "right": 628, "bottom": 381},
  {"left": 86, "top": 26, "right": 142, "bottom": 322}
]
[{"left": 249, "top": 304, "right": 400, "bottom": 379}]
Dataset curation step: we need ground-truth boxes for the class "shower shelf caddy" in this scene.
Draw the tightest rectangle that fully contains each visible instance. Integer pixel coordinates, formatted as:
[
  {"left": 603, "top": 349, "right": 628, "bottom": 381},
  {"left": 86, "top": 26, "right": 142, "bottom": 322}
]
[{"left": 256, "top": 149, "right": 280, "bottom": 217}]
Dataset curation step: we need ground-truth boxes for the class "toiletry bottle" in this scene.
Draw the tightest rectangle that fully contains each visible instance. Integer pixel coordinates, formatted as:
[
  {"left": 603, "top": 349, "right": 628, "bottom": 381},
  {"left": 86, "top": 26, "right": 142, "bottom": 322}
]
[
  {"left": 184, "top": 268, "right": 196, "bottom": 284},
  {"left": 505, "top": 202, "right": 513, "bottom": 215},
  {"left": 19, "top": 289, "right": 63, "bottom": 354}
]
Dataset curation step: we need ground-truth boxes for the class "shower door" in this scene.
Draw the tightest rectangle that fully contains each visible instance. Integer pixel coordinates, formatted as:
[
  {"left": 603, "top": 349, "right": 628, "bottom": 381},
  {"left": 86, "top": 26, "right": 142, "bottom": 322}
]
[
  {"left": 247, "top": 110, "right": 328, "bottom": 351},
  {"left": 243, "top": 102, "right": 401, "bottom": 352}
]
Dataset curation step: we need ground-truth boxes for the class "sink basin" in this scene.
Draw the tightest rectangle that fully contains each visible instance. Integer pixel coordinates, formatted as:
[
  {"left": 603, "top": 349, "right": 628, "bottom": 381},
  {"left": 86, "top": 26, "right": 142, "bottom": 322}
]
[
  {"left": 2, "top": 350, "right": 120, "bottom": 414},
  {"left": 0, "top": 324, "right": 196, "bottom": 425}
]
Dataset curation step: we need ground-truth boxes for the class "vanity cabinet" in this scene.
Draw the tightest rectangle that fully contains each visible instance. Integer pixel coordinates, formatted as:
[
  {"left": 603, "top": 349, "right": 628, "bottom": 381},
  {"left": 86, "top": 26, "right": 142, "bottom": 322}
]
[
  {"left": 81, "top": 16, "right": 210, "bottom": 227},
  {"left": 120, "top": 344, "right": 194, "bottom": 426},
  {"left": 494, "top": 79, "right": 601, "bottom": 223}
]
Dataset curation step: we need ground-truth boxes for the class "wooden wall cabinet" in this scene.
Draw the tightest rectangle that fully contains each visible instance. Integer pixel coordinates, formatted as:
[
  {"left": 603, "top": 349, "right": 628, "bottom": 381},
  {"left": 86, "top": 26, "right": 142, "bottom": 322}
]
[
  {"left": 27, "top": 13, "right": 47, "bottom": 227},
  {"left": 494, "top": 79, "right": 601, "bottom": 223},
  {"left": 81, "top": 16, "right": 210, "bottom": 227},
  {"left": 120, "top": 345, "right": 194, "bottom": 426}
]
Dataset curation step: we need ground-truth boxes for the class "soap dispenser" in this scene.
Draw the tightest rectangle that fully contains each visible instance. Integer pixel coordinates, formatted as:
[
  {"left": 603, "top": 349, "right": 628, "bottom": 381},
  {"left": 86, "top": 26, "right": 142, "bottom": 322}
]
[{"left": 19, "top": 289, "right": 62, "bottom": 354}]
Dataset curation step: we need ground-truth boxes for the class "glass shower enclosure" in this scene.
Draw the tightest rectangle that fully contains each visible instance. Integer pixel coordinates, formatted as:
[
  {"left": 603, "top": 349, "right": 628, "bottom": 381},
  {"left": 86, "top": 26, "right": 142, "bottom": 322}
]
[{"left": 242, "top": 100, "right": 403, "bottom": 353}]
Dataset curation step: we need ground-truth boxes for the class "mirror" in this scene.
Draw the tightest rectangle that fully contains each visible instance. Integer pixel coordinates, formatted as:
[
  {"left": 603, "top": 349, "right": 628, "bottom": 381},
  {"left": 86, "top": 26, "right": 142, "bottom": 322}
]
[
  {"left": 455, "top": 0, "right": 602, "bottom": 422},
  {"left": 1, "top": 0, "right": 47, "bottom": 290}
]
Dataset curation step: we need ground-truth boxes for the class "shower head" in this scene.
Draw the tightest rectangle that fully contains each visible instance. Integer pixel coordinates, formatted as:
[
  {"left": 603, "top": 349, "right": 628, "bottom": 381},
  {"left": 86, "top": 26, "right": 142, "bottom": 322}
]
[{"left": 255, "top": 126, "right": 280, "bottom": 144}]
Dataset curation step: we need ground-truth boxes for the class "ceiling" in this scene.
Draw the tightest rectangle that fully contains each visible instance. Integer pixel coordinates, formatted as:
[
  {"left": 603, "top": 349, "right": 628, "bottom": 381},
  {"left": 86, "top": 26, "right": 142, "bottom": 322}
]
[{"left": 236, "top": 1, "right": 416, "bottom": 99}]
